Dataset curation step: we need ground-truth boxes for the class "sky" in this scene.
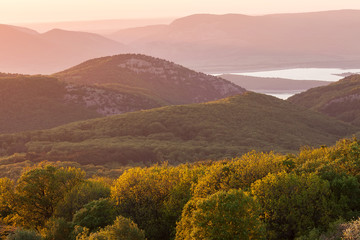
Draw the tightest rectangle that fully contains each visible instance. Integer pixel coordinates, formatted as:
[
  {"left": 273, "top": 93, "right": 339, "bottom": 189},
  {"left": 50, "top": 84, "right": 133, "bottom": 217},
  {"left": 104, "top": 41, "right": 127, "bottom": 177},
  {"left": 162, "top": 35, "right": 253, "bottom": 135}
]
[{"left": 1, "top": 0, "right": 360, "bottom": 23}]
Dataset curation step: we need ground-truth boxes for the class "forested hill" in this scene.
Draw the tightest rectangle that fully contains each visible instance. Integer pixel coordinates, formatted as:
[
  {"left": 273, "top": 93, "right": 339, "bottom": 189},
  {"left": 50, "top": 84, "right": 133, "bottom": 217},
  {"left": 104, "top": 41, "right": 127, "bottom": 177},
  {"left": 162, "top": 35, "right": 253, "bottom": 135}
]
[
  {"left": 0, "top": 75, "right": 165, "bottom": 134},
  {"left": 288, "top": 74, "right": 360, "bottom": 126},
  {"left": 54, "top": 54, "right": 245, "bottom": 104},
  {"left": 0, "top": 92, "right": 356, "bottom": 165}
]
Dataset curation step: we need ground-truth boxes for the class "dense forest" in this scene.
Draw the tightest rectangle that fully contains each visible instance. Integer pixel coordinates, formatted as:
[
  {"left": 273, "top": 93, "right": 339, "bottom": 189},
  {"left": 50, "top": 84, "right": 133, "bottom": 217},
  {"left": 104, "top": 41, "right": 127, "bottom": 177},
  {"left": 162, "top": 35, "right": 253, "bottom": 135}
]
[
  {"left": 0, "top": 92, "right": 356, "bottom": 167},
  {"left": 1, "top": 138, "right": 360, "bottom": 239}
]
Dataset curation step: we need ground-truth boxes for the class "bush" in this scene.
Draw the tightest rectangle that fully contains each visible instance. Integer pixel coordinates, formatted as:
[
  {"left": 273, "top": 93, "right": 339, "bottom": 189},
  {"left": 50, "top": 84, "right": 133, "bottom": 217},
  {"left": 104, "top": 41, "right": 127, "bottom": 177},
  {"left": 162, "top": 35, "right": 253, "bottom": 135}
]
[
  {"left": 40, "top": 217, "right": 72, "bottom": 240},
  {"left": 6, "top": 229, "right": 41, "bottom": 240}
]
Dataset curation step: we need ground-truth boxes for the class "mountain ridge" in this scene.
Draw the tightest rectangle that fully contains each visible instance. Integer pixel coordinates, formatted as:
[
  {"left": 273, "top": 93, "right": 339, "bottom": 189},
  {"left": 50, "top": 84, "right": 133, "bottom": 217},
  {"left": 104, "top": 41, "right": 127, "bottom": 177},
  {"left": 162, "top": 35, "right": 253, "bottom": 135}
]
[{"left": 54, "top": 54, "right": 246, "bottom": 104}]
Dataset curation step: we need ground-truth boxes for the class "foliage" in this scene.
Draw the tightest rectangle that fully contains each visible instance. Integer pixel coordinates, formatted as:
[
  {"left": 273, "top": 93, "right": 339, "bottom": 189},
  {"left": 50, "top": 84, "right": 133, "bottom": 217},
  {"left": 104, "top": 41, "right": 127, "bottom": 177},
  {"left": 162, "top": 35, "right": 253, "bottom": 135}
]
[
  {"left": 6, "top": 229, "right": 41, "bottom": 240},
  {"left": 175, "top": 189, "right": 265, "bottom": 240},
  {"left": 1, "top": 139, "right": 360, "bottom": 239},
  {"left": 111, "top": 164, "right": 202, "bottom": 240},
  {"left": 72, "top": 199, "right": 116, "bottom": 232},
  {"left": 54, "top": 179, "right": 111, "bottom": 221},
  {"left": 14, "top": 165, "right": 85, "bottom": 228},
  {"left": 193, "top": 151, "right": 285, "bottom": 197},
  {"left": 342, "top": 217, "right": 360, "bottom": 239},
  {"left": 0, "top": 178, "right": 15, "bottom": 220},
  {"left": 86, "top": 216, "right": 146, "bottom": 240},
  {"left": 251, "top": 172, "right": 334, "bottom": 239},
  {"left": 40, "top": 217, "right": 72, "bottom": 240}
]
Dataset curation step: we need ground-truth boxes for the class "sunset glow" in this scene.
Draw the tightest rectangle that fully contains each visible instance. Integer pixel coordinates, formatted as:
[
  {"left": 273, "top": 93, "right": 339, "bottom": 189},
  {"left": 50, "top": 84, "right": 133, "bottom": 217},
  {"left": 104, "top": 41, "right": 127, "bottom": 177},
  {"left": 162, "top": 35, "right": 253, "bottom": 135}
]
[{"left": 1, "top": 0, "right": 360, "bottom": 23}]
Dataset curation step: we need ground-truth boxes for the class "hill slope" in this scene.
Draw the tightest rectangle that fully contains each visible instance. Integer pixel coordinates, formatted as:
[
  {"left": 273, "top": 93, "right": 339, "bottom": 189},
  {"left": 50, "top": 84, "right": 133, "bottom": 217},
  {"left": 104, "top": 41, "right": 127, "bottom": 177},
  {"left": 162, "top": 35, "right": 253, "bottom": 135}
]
[
  {"left": 0, "top": 75, "right": 165, "bottom": 134},
  {"left": 0, "top": 92, "right": 356, "bottom": 165},
  {"left": 288, "top": 74, "right": 360, "bottom": 126},
  {"left": 54, "top": 54, "right": 245, "bottom": 104},
  {"left": 108, "top": 10, "right": 360, "bottom": 72}
]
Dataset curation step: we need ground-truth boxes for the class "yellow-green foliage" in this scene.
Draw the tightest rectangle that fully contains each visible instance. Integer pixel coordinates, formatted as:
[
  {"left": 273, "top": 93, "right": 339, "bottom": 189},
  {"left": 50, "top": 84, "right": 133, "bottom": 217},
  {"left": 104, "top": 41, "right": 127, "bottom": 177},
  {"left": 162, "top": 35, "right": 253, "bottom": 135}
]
[
  {"left": 251, "top": 172, "right": 334, "bottom": 240},
  {"left": 111, "top": 164, "right": 204, "bottom": 240},
  {"left": 13, "top": 165, "right": 85, "bottom": 228},
  {"left": 1, "top": 138, "right": 360, "bottom": 240},
  {"left": 175, "top": 189, "right": 265, "bottom": 240},
  {"left": 86, "top": 216, "right": 146, "bottom": 240},
  {"left": 193, "top": 151, "right": 286, "bottom": 197},
  {"left": 295, "top": 138, "right": 360, "bottom": 177}
]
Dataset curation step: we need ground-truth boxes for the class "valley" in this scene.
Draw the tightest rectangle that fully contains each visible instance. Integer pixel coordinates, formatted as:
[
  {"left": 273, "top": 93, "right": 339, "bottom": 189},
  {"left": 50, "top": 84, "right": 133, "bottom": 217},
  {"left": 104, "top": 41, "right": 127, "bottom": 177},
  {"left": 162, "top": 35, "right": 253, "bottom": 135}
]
[{"left": 1, "top": 6, "right": 360, "bottom": 240}]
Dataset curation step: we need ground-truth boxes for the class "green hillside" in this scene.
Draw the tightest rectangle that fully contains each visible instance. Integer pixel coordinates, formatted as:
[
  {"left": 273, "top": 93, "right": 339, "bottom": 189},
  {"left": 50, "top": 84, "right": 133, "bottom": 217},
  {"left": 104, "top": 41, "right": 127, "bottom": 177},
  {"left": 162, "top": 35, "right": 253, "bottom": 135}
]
[
  {"left": 288, "top": 74, "right": 360, "bottom": 126},
  {"left": 0, "top": 92, "right": 356, "bottom": 165},
  {"left": 0, "top": 75, "right": 99, "bottom": 133},
  {"left": 0, "top": 75, "right": 165, "bottom": 134},
  {"left": 54, "top": 54, "right": 245, "bottom": 104}
]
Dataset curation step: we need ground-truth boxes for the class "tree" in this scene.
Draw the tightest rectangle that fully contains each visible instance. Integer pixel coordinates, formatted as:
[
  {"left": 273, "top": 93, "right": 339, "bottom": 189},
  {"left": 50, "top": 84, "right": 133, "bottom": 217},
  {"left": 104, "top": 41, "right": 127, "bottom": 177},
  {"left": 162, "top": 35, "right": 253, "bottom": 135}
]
[
  {"left": 175, "top": 189, "right": 265, "bottom": 240},
  {"left": 251, "top": 172, "right": 334, "bottom": 239},
  {"left": 54, "top": 179, "right": 111, "bottom": 221},
  {"left": 0, "top": 178, "right": 15, "bottom": 221},
  {"left": 40, "top": 217, "right": 72, "bottom": 240},
  {"left": 87, "top": 216, "right": 146, "bottom": 240},
  {"left": 72, "top": 198, "right": 116, "bottom": 232},
  {"left": 111, "top": 165, "right": 197, "bottom": 240},
  {"left": 193, "top": 151, "right": 285, "bottom": 198},
  {"left": 14, "top": 165, "right": 85, "bottom": 228}
]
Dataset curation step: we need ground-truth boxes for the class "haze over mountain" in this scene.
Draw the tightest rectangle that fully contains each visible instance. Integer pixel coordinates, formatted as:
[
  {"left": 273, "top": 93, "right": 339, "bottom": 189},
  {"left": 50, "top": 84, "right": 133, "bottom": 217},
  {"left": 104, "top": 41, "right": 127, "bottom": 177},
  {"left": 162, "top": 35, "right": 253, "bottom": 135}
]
[
  {"left": 0, "top": 24, "right": 125, "bottom": 74},
  {"left": 1, "top": 10, "right": 360, "bottom": 74},
  {"left": 54, "top": 54, "right": 245, "bottom": 104},
  {"left": 18, "top": 18, "right": 174, "bottom": 35},
  {"left": 289, "top": 74, "right": 360, "bottom": 126},
  {"left": 0, "top": 92, "right": 356, "bottom": 165},
  {"left": 108, "top": 10, "right": 360, "bottom": 72},
  {"left": 220, "top": 74, "right": 330, "bottom": 93}
]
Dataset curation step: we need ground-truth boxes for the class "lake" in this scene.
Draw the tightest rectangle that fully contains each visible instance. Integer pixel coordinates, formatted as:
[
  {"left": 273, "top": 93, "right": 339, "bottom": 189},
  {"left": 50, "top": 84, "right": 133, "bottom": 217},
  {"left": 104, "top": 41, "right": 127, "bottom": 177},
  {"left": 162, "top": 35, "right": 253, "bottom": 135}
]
[{"left": 222, "top": 68, "right": 360, "bottom": 99}]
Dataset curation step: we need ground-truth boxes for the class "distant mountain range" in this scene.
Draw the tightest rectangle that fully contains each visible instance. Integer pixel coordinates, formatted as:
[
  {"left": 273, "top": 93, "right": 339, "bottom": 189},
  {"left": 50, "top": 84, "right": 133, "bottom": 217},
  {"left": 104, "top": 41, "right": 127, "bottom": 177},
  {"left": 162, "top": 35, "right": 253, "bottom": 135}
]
[
  {"left": 0, "top": 54, "right": 244, "bottom": 133},
  {"left": 1, "top": 10, "right": 360, "bottom": 74},
  {"left": 1, "top": 92, "right": 356, "bottom": 165},
  {"left": 289, "top": 74, "right": 360, "bottom": 126},
  {"left": 0, "top": 24, "right": 125, "bottom": 74},
  {"left": 108, "top": 10, "right": 360, "bottom": 72}
]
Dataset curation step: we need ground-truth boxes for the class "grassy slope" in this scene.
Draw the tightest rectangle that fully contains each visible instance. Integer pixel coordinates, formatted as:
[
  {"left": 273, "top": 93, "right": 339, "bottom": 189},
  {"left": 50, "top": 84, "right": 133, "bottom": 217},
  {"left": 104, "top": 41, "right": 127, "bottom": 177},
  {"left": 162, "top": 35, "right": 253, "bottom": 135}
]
[
  {"left": 288, "top": 75, "right": 360, "bottom": 126},
  {"left": 0, "top": 92, "right": 356, "bottom": 165}
]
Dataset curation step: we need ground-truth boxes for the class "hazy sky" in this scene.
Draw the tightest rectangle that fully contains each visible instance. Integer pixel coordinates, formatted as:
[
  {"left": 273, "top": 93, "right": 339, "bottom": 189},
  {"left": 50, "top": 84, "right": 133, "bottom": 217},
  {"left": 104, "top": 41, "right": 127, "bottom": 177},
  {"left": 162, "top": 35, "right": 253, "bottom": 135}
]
[{"left": 1, "top": 0, "right": 360, "bottom": 23}]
